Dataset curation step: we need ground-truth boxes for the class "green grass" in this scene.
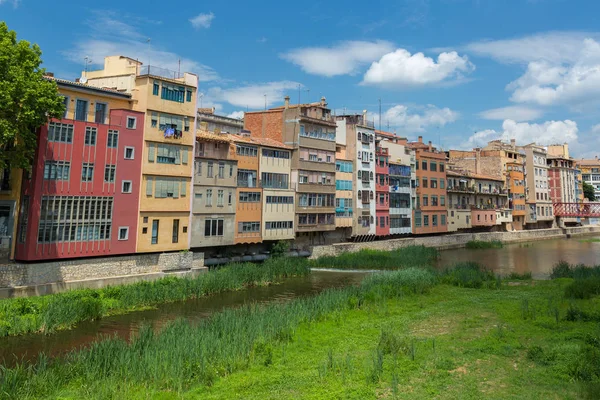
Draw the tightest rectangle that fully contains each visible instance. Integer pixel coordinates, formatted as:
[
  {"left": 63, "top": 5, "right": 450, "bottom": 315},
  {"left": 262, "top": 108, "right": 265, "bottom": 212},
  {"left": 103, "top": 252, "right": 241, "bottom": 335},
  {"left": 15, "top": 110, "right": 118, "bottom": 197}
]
[
  {"left": 0, "top": 258, "right": 310, "bottom": 337},
  {"left": 465, "top": 240, "right": 504, "bottom": 249},
  {"left": 309, "top": 246, "right": 439, "bottom": 270},
  {"left": 579, "top": 238, "right": 600, "bottom": 243},
  {"left": 3, "top": 263, "right": 600, "bottom": 399}
]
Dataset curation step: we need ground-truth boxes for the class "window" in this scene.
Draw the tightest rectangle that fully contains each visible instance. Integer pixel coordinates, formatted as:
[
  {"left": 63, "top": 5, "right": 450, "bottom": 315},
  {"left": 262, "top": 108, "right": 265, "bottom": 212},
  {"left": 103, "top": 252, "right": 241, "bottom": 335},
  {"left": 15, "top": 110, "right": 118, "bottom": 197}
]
[
  {"left": 440, "top": 179, "right": 445, "bottom": 189},
  {"left": 81, "top": 163, "right": 94, "bottom": 182},
  {"left": 432, "top": 215, "right": 438, "bottom": 226},
  {"left": 228, "top": 191, "right": 232, "bottom": 205},
  {"left": 229, "top": 165, "right": 233, "bottom": 177},
  {"left": 118, "top": 227, "right": 129, "bottom": 241},
  {"left": 422, "top": 178, "right": 428, "bottom": 188},
  {"left": 236, "top": 144, "right": 258, "bottom": 157},
  {"left": 266, "top": 196, "right": 294, "bottom": 204},
  {"left": 204, "top": 219, "right": 224, "bottom": 236},
  {"left": 104, "top": 165, "right": 116, "bottom": 183},
  {"left": 440, "top": 196, "right": 446, "bottom": 206},
  {"left": 151, "top": 220, "right": 159, "bottom": 244},
  {"left": 266, "top": 221, "right": 293, "bottom": 230},
  {"left": 186, "top": 90, "right": 192, "bottom": 102},
  {"left": 95, "top": 103, "right": 107, "bottom": 124},
  {"left": 36, "top": 196, "right": 114, "bottom": 243},
  {"left": 122, "top": 180, "right": 132, "bottom": 193},
  {"left": 127, "top": 117, "right": 137, "bottom": 129},
  {"left": 380, "top": 216, "right": 385, "bottom": 228},
  {"left": 207, "top": 162, "right": 214, "bottom": 178},
  {"left": 43, "top": 161, "right": 70, "bottom": 181},
  {"left": 151, "top": 112, "right": 158, "bottom": 128},
  {"left": 440, "top": 163, "right": 445, "bottom": 172},
  {"left": 85, "top": 127, "right": 97, "bottom": 146},
  {"left": 218, "top": 162, "right": 224, "bottom": 179},
  {"left": 62, "top": 96, "right": 69, "bottom": 118},
  {"left": 423, "top": 195, "right": 429, "bottom": 206},
  {"left": 217, "top": 190, "right": 224, "bottom": 206},
  {"left": 153, "top": 81, "right": 160, "bottom": 96},
  {"left": 107, "top": 130, "right": 119, "bottom": 148},
  {"left": 152, "top": 178, "right": 183, "bottom": 198},
  {"left": 261, "top": 172, "right": 289, "bottom": 189},
  {"left": 262, "top": 149, "right": 290, "bottom": 159},
  {"left": 172, "top": 219, "right": 179, "bottom": 243},
  {"left": 239, "top": 192, "right": 261, "bottom": 202},
  {"left": 430, "top": 162, "right": 437, "bottom": 172},
  {"left": 142, "top": 227, "right": 148, "bottom": 234},
  {"left": 161, "top": 83, "right": 185, "bottom": 103},
  {"left": 124, "top": 147, "right": 135, "bottom": 160},
  {"left": 238, "top": 169, "right": 257, "bottom": 187},
  {"left": 143, "top": 216, "right": 148, "bottom": 223},
  {"left": 48, "top": 122, "right": 74, "bottom": 143},
  {"left": 206, "top": 189, "right": 212, "bottom": 206},
  {"left": 75, "top": 99, "right": 88, "bottom": 121},
  {"left": 422, "top": 160, "right": 427, "bottom": 170},
  {"left": 431, "top": 195, "right": 438, "bottom": 206},
  {"left": 424, "top": 215, "right": 429, "bottom": 226},
  {"left": 238, "top": 221, "right": 260, "bottom": 233},
  {"left": 430, "top": 179, "right": 437, "bottom": 189}
]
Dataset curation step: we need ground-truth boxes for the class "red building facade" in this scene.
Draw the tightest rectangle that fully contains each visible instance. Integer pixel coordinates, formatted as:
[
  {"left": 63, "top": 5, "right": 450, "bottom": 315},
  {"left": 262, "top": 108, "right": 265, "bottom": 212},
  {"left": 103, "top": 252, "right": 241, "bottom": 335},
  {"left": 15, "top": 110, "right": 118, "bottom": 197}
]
[
  {"left": 15, "top": 81, "right": 145, "bottom": 261},
  {"left": 375, "top": 145, "right": 390, "bottom": 236}
]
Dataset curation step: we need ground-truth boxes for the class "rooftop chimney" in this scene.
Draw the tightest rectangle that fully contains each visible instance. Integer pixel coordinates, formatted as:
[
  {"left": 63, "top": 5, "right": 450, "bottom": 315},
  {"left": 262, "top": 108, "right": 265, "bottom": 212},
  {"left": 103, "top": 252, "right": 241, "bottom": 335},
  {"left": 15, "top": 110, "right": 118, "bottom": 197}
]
[
  {"left": 320, "top": 96, "right": 326, "bottom": 106},
  {"left": 284, "top": 95, "right": 290, "bottom": 109},
  {"left": 362, "top": 109, "right": 367, "bottom": 123},
  {"left": 418, "top": 136, "right": 423, "bottom": 143},
  {"left": 510, "top": 139, "right": 516, "bottom": 148},
  {"left": 428, "top": 141, "right": 433, "bottom": 152}
]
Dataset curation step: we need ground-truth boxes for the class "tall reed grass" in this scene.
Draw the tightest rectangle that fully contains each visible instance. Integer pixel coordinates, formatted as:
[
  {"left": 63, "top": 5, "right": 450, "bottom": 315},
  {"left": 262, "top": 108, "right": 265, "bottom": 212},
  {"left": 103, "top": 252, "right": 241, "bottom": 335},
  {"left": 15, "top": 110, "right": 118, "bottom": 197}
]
[
  {"left": 550, "top": 261, "right": 600, "bottom": 300},
  {"left": 465, "top": 240, "right": 504, "bottom": 249},
  {"left": 309, "top": 246, "right": 439, "bottom": 270},
  {"left": 0, "top": 267, "right": 438, "bottom": 399},
  {"left": 439, "top": 262, "right": 500, "bottom": 289},
  {"left": 0, "top": 258, "right": 310, "bottom": 337}
]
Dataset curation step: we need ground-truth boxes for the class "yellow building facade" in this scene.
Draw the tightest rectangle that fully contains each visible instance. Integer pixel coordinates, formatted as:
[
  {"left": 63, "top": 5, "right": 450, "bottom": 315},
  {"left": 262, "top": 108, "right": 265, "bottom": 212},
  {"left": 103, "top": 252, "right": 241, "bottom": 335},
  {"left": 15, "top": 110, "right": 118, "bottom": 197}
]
[{"left": 84, "top": 56, "right": 198, "bottom": 253}]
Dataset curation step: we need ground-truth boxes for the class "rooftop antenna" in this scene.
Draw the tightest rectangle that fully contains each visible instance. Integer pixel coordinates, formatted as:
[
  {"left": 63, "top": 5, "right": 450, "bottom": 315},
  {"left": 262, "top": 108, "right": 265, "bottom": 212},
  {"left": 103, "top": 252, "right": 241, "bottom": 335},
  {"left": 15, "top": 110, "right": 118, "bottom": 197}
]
[
  {"left": 298, "top": 84, "right": 301, "bottom": 104},
  {"left": 178, "top": 58, "right": 181, "bottom": 78},
  {"left": 199, "top": 93, "right": 204, "bottom": 108},
  {"left": 264, "top": 94, "right": 267, "bottom": 110},
  {"left": 83, "top": 56, "right": 92, "bottom": 78},
  {"left": 378, "top": 98, "right": 382, "bottom": 131}
]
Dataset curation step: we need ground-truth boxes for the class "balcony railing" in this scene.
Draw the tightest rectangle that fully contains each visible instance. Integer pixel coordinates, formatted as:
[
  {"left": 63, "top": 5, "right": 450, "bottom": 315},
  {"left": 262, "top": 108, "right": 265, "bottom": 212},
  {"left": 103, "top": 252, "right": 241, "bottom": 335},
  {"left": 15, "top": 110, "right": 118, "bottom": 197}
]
[{"left": 138, "top": 65, "right": 184, "bottom": 80}]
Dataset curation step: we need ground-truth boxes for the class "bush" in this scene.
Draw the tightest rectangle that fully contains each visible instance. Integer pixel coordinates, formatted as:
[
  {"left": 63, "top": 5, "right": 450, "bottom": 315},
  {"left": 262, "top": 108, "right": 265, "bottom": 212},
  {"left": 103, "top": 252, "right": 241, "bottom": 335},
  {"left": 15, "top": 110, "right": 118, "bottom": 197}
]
[
  {"left": 527, "top": 345, "right": 556, "bottom": 366},
  {"left": 465, "top": 240, "right": 504, "bottom": 249},
  {"left": 440, "top": 262, "right": 499, "bottom": 289},
  {"left": 565, "top": 277, "right": 600, "bottom": 299}
]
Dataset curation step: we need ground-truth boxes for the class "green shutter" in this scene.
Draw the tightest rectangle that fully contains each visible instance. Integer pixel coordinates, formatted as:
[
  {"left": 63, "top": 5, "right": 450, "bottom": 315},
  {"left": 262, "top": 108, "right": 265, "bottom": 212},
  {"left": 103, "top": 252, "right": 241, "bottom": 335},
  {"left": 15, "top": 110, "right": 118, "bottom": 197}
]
[
  {"left": 148, "top": 143, "right": 155, "bottom": 162},
  {"left": 173, "top": 179, "right": 179, "bottom": 198},
  {"left": 175, "top": 147, "right": 181, "bottom": 164},
  {"left": 182, "top": 148, "right": 188, "bottom": 164},
  {"left": 155, "top": 179, "right": 163, "bottom": 198},
  {"left": 181, "top": 179, "right": 186, "bottom": 196},
  {"left": 146, "top": 177, "right": 153, "bottom": 196}
]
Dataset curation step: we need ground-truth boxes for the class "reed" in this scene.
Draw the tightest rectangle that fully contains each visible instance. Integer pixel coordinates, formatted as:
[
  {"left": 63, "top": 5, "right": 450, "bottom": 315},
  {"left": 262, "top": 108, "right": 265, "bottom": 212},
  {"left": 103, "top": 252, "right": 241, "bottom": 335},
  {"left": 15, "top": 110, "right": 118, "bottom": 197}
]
[
  {"left": 439, "top": 262, "right": 499, "bottom": 289},
  {"left": 0, "top": 268, "right": 437, "bottom": 399},
  {"left": 0, "top": 258, "right": 310, "bottom": 337},
  {"left": 309, "top": 246, "right": 439, "bottom": 270}
]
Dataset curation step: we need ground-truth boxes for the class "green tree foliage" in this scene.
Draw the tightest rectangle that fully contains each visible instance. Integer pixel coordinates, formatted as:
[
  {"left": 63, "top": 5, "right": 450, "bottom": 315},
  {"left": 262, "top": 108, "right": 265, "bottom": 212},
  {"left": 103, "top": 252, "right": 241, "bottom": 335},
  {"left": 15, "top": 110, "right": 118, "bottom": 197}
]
[
  {"left": 0, "top": 22, "right": 64, "bottom": 170},
  {"left": 583, "top": 182, "right": 596, "bottom": 202}
]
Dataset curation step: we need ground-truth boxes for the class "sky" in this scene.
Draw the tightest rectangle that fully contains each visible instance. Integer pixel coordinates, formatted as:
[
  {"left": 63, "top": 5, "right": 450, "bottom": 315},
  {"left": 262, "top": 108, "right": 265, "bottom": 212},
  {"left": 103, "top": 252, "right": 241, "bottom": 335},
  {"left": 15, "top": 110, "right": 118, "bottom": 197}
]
[{"left": 3, "top": 0, "right": 600, "bottom": 158}]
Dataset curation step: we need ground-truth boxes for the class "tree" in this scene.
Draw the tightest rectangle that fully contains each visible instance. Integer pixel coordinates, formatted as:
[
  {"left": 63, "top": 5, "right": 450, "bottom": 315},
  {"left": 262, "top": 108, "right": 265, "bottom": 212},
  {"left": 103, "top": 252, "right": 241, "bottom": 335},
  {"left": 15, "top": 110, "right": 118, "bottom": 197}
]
[
  {"left": 583, "top": 182, "right": 596, "bottom": 202},
  {"left": 0, "top": 22, "right": 64, "bottom": 170}
]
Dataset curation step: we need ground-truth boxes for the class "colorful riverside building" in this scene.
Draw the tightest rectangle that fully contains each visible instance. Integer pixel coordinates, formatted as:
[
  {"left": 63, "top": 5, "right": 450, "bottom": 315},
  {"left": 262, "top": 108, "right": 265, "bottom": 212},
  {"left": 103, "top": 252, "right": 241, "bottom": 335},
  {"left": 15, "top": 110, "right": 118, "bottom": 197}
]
[
  {"left": 83, "top": 56, "right": 198, "bottom": 253},
  {"left": 335, "top": 113, "right": 376, "bottom": 240},
  {"left": 408, "top": 137, "right": 448, "bottom": 235},
  {"left": 378, "top": 133, "right": 415, "bottom": 235},
  {"left": 244, "top": 96, "right": 337, "bottom": 245},
  {"left": 577, "top": 158, "right": 600, "bottom": 200},
  {"left": 375, "top": 137, "right": 390, "bottom": 236},
  {"left": 519, "top": 144, "right": 554, "bottom": 229},
  {"left": 15, "top": 77, "right": 144, "bottom": 261},
  {"left": 191, "top": 130, "right": 293, "bottom": 252},
  {"left": 446, "top": 170, "right": 510, "bottom": 232}
]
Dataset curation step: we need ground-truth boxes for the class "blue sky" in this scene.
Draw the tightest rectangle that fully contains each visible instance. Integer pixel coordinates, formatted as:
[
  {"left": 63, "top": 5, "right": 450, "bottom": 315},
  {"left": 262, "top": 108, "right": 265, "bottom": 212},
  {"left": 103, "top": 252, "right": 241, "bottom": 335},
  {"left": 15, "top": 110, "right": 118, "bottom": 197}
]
[{"left": 3, "top": 0, "right": 600, "bottom": 157}]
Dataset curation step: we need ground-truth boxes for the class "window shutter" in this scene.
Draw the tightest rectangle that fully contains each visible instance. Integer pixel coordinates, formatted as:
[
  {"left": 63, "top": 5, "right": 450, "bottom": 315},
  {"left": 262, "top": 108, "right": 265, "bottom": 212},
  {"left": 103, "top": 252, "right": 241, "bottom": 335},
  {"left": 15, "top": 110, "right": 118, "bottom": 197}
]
[
  {"left": 173, "top": 180, "right": 179, "bottom": 198},
  {"left": 155, "top": 179, "right": 162, "bottom": 198},
  {"left": 148, "top": 143, "right": 155, "bottom": 162},
  {"left": 182, "top": 148, "right": 188, "bottom": 164},
  {"left": 146, "top": 177, "right": 153, "bottom": 196},
  {"left": 175, "top": 148, "right": 181, "bottom": 164},
  {"left": 181, "top": 179, "right": 186, "bottom": 196}
]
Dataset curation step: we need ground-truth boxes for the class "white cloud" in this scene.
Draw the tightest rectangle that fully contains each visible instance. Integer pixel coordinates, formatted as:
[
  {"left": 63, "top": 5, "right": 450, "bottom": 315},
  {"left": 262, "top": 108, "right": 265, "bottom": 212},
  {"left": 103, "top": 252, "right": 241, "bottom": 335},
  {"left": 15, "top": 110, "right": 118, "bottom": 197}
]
[
  {"left": 592, "top": 124, "right": 600, "bottom": 134},
  {"left": 206, "top": 81, "right": 301, "bottom": 109},
  {"left": 478, "top": 106, "right": 543, "bottom": 122},
  {"left": 462, "top": 119, "right": 578, "bottom": 149},
  {"left": 0, "top": 0, "right": 20, "bottom": 7},
  {"left": 227, "top": 111, "right": 245, "bottom": 119},
  {"left": 281, "top": 40, "right": 394, "bottom": 77},
  {"left": 65, "top": 15, "right": 218, "bottom": 82},
  {"left": 189, "top": 12, "right": 215, "bottom": 29},
  {"left": 461, "top": 31, "right": 600, "bottom": 64},
  {"left": 381, "top": 104, "right": 459, "bottom": 134},
  {"left": 507, "top": 39, "right": 600, "bottom": 106},
  {"left": 362, "top": 49, "right": 474, "bottom": 87}
]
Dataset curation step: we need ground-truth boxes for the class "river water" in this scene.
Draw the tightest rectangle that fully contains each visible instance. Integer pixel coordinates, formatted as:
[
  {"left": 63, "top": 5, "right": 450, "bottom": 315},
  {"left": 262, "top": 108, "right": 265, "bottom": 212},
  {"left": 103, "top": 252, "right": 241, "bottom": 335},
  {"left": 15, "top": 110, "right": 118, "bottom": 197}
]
[{"left": 2, "top": 236, "right": 599, "bottom": 366}]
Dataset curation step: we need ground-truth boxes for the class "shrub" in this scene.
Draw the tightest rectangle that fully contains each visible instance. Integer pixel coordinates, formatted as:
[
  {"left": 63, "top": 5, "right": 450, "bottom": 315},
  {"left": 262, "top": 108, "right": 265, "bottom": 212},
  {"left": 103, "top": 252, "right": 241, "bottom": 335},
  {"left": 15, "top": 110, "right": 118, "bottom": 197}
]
[
  {"left": 440, "top": 262, "right": 499, "bottom": 289},
  {"left": 465, "top": 240, "right": 504, "bottom": 249},
  {"left": 527, "top": 345, "right": 556, "bottom": 366},
  {"left": 310, "top": 246, "right": 439, "bottom": 270}
]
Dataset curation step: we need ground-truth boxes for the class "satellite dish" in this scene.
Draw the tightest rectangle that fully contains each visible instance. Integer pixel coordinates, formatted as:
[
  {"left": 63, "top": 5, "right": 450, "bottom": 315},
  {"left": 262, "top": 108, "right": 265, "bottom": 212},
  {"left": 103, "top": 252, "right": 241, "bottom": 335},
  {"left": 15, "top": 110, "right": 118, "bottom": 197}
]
[{"left": 80, "top": 77, "right": 88, "bottom": 84}]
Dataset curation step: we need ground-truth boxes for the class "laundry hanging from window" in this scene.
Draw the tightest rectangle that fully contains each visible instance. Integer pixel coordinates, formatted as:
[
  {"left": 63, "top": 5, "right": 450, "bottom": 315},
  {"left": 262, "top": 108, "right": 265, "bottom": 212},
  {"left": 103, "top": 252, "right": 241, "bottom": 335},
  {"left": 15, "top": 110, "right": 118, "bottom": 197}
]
[{"left": 159, "top": 113, "right": 184, "bottom": 138}]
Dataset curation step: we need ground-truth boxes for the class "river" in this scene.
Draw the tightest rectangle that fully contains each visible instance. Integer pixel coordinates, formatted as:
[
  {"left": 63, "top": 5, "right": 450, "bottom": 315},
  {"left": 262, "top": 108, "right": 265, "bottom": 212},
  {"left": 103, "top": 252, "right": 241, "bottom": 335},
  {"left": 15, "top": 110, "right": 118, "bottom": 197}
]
[{"left": 2, "top": 236, "right": 599, "bottom": 366}]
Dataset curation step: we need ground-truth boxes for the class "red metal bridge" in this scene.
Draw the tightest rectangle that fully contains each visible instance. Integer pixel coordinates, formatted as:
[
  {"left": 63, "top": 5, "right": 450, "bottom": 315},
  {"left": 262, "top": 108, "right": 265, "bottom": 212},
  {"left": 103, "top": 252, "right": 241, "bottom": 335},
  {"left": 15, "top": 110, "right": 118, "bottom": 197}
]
[{"left": 553, "top": 203, "right": 600, "bottom": 217}]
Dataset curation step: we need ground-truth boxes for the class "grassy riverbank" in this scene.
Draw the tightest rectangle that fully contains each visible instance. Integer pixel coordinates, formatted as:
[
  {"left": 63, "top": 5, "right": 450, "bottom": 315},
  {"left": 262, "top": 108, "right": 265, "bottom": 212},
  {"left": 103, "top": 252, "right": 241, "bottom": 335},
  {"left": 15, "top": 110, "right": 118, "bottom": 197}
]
[
  {"left": 309, "top": 246, "right": 439, "bottom": 270},
  {"left": 0, "top": 258, "right": 310, "bottom": 337},
  {"left": 3, "top": 263, "right": 599, "bottom": 399}
]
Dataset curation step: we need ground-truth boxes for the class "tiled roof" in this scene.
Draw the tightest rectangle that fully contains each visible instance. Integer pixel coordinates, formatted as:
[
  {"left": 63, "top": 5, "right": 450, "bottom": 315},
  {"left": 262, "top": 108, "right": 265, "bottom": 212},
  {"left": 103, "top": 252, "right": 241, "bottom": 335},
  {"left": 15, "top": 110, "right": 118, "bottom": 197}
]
[
  {"left": 447, "top": 170, "right": 503, "bottom": 182},
  {"left": 196, "top": 130, "right": 233, "bottom": 143},
  {"left": 45, "top": 76, "right": 131, "bottom": 98},
  {"left": 578, "top": 158, "right": 600, "bottom": 166},
  {"left": 230, "top": 134, "right": 292, "bottom": 149}
]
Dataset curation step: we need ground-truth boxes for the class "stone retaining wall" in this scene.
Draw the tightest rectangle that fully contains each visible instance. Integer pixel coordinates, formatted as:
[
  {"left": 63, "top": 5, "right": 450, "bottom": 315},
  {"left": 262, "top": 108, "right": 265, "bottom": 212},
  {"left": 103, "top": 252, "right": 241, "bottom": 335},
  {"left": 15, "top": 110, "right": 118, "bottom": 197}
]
[
  {"left": 0, "top": 252, "right": 198, "bottom": 289},
  {"left": 310, "top": 228, "right": 567, "bottom": 258}
]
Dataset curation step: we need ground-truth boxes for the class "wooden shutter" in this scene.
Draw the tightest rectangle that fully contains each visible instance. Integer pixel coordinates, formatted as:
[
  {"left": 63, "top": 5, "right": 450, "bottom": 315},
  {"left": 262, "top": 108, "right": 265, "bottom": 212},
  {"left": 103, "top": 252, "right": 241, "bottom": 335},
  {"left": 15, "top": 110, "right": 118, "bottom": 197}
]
[
  {"left": 182, "top": 148, "right": 188, "bottom": 164},
  {"left": 181, "top": 179, "right": 187, "bottom": 196},
  {"left": 148, "top": 143, "right": 155, "bottom": 162},
  {"left": 146, "top": 177, "right": 153, "bottom": 196}
]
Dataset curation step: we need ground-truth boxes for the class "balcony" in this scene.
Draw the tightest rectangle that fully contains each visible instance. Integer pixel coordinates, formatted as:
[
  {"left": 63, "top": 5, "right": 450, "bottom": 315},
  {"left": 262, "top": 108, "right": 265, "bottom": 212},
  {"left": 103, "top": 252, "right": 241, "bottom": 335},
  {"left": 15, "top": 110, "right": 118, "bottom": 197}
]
[
  {"left": 447, "top": 184, "right": 474, "bottom": 193},
  {"left": 294, "top": 182, "right": 336, "bottom": 193},
  {"left": 297, "top": 213, "right": 336, "bottom": 232},
  {"left": 376, "top": 147, "right": 389, "bottom": 156},
  {"left": 138, "top": 65, "right": 184, "bottom": 80},
  {"left": 298, "top": 159, "right": 336, "bottom": 173}
]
